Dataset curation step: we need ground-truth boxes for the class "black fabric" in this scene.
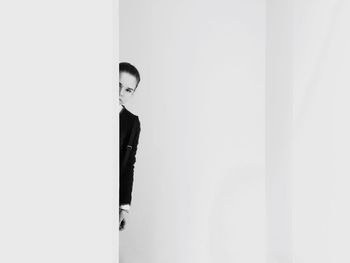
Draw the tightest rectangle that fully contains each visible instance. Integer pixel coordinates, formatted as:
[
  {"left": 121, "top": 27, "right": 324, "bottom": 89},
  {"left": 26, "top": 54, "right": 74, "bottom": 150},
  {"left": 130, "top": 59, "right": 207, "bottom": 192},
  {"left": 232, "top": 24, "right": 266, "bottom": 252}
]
[{"left": 119, "top": 107, "right": 141, "bottom": 206}]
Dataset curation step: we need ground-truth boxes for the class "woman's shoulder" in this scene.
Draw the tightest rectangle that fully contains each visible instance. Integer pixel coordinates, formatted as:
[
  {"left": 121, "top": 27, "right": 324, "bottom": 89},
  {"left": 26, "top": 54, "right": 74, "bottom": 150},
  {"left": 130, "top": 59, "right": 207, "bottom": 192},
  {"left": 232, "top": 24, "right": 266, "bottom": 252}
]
[{"left": 123, "top": 107, "right": 140, "bottom": 124}]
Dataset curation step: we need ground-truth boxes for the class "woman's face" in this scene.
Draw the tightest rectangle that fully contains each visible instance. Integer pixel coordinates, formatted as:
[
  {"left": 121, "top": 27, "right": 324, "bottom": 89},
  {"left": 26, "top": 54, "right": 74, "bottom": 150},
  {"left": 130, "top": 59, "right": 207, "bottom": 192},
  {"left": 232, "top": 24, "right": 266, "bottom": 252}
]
[{"left": 119, "top": 71, "right": 138, "bottom": 105}]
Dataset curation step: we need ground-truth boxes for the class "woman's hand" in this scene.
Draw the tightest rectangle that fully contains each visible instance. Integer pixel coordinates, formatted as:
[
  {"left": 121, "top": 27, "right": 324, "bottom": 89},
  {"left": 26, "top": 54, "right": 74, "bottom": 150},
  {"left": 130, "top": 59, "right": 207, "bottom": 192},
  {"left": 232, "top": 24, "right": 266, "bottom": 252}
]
[{"left": 119, "top": 209, "right": 128, "bottom": 231}]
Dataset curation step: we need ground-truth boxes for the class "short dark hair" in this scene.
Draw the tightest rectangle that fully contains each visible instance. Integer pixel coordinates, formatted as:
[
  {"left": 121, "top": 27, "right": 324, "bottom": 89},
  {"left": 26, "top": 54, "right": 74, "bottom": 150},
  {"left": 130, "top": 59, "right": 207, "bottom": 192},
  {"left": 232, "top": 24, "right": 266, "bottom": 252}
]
[{"left": 119, "top": 62, "right": 141, "bottom": 88}]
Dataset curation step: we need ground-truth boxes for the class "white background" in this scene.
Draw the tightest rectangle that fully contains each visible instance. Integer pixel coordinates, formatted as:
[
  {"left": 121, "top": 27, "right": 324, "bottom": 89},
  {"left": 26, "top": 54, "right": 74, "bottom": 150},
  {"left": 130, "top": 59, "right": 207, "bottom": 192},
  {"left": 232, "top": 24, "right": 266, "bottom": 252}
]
[
  {"left": 267, "top": 0, "right": 350, "bottom": 262},
  {"left": 290, "top": 1, "right": 350, "bottom": 262},
  {"left": 120, "top": 1, "right": 265, "bottom": 262}
]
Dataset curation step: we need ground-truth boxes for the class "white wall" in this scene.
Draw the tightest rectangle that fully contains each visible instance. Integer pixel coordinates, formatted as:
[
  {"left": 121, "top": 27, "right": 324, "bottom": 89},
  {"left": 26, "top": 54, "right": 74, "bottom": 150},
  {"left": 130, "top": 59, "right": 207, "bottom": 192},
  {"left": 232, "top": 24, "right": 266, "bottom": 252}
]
[
  {"left": 266, "top": 1, "right": 294, "bottom": 262},
  {"left": 119, "top": 0, "right": 266, "bottom": 262},
  {"left": 291, "top": 1, "right": 350, "bottom": 262},
  {"left": 0, "top": 0, "right": 117, "bottom": 262},
  {"left": 267, "top": 1, "right": 350, "bottom": 262}
]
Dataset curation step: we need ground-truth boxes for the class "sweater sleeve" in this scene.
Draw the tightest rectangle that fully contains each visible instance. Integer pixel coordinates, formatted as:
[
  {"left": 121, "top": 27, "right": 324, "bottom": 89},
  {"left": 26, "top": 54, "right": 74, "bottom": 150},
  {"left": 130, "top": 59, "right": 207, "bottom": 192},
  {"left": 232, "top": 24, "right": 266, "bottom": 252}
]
[{"left": 120, "top": 116, "right": 141, "bottom": 206}]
